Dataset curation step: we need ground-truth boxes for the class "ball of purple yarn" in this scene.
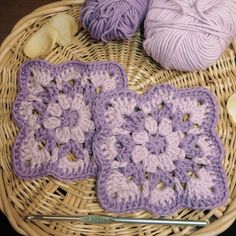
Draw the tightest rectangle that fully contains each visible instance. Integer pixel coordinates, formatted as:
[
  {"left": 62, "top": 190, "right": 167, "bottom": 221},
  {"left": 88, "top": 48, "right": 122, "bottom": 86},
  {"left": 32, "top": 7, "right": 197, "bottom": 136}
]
[
  {"left": 80, "top": 0, "right": 149, "bottom": 42},
  {"left": 143, "top": 0, "right": 236, "bottom": 71}
]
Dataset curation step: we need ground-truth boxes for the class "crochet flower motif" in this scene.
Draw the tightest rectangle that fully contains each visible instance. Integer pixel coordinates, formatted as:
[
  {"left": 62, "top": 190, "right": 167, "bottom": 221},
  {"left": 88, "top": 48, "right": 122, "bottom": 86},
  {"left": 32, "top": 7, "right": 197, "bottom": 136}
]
[
  {"left": 43, "top": 94, "right": 94, "bottom": 144},
  {"left": 93, "top": 85, "right": 228, "bottom": 216},
  {"left": 12, "top": 60, "right": 127, "bottom": 180}
]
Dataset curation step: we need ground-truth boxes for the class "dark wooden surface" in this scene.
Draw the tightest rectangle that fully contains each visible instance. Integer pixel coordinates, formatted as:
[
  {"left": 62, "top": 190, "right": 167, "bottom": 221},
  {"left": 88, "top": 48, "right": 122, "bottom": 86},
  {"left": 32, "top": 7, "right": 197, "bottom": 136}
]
[{"left": 0, "top": 0, "right": 235, "bottom": 235}]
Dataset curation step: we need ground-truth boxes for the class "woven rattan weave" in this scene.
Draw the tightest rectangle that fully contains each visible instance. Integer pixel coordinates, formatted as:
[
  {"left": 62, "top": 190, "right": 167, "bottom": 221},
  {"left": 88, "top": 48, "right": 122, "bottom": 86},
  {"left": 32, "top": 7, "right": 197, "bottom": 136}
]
[{"left": 0, "top": 1, "right": 236, "bottom": 235}]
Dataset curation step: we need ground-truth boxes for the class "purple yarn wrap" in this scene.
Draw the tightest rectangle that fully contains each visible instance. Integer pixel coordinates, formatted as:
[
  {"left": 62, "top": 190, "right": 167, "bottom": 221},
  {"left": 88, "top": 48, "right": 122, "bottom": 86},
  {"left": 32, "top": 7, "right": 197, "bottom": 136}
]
[
  {"left": 143, "top": 0, "right": 236, "bottom": 71},
  {"left": 80, "top": 0, "right": 149, "bottom": 42}
]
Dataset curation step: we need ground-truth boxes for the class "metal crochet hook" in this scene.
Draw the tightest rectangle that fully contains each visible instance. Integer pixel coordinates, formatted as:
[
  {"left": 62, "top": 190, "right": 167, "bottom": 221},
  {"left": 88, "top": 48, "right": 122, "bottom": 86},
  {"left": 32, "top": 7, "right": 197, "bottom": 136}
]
[{"left": 26, "top": 215, "right": 207, "bottom": 227}]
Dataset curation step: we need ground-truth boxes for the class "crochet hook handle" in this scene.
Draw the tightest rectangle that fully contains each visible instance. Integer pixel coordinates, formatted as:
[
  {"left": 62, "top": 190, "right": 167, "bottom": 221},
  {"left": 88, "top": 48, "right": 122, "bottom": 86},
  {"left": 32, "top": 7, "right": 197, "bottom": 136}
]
[{"left": 26, "top": 215, "right": 207, "bottom": 227}]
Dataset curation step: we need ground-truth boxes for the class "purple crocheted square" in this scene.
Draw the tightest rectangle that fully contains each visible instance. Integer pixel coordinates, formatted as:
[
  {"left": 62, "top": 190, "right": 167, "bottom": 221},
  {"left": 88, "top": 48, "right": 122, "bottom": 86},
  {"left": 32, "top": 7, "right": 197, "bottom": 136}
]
[
  {"left": 12, "top": 60, "right": 127, "bottom": 180},
  {"left": 93, "top": 85, "right": 228, "bottom": 216}
]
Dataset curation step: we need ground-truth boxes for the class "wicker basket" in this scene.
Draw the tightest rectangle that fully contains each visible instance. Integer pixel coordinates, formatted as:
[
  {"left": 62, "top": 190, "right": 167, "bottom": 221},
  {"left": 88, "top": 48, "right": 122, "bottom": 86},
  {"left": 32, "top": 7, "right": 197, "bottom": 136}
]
[{"left": 0, "top": 0, "right": 236, "bottom": 235}]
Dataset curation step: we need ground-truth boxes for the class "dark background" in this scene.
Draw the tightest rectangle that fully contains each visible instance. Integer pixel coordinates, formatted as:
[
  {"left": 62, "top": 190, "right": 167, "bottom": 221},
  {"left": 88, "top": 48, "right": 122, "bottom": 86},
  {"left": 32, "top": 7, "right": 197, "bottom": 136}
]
[{"left": 0, "top": 0, "right": 235, "bottom": 235}]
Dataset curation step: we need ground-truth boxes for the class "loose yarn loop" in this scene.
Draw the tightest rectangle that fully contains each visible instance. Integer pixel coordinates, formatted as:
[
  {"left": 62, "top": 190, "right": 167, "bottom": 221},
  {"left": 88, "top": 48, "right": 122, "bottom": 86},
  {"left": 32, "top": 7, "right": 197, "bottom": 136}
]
[
  {"left": 143, "top": 0, "right": 236, "bottom": 71},
  {"left": 80, "top": 0, "right": 149, "bottom": 42}
]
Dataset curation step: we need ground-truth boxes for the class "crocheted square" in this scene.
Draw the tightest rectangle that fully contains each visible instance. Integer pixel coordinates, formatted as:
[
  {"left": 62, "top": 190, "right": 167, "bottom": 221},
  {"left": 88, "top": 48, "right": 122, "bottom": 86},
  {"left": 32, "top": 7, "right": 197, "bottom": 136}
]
[
  {"left": 93, "top": 85, "right": 228, "bottom": 216},
  {"left": 12, "top": 60, "right": 127, "bottom": 180}
]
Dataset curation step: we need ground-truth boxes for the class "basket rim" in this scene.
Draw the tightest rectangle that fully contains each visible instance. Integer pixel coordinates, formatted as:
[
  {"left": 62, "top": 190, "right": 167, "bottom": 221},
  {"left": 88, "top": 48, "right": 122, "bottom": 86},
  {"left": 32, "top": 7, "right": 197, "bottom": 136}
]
[
  {"left": 0, "top": 0, "right": 236, "bottom": 235},
  {"left": 0, "top": 0, "right": 82, "bottom": 62}
]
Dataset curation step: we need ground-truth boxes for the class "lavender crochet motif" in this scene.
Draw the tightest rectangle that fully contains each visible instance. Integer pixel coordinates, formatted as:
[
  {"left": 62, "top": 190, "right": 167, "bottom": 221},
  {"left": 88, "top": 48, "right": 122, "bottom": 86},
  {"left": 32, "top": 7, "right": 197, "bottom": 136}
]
[
  {"left": 93, "top": 85, "right": 228, "bottom": 216},
  {"left": 12, "top": 60, "right": 127, "bottom": 180}
]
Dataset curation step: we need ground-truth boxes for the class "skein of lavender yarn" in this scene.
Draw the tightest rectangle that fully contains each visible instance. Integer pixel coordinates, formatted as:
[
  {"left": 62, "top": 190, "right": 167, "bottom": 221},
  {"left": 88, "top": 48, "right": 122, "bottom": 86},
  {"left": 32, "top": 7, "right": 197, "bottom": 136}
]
[
  {"left": 80, "top": 0, "right": 149, "bottom": 42},
  {"left": 143, "top": 0, "right": 236, "bottom": 71}
]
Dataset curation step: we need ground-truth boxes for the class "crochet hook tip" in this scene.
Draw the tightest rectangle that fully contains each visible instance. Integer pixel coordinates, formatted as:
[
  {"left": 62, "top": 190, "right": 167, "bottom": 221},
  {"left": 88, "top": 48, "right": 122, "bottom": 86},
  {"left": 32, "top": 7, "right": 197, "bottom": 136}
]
[
  {"left": 25, "top": 215, "right": 56, "bottom": 221},
  {"left": 25, "top": 215, "right": 36, "bottom": 221}
]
